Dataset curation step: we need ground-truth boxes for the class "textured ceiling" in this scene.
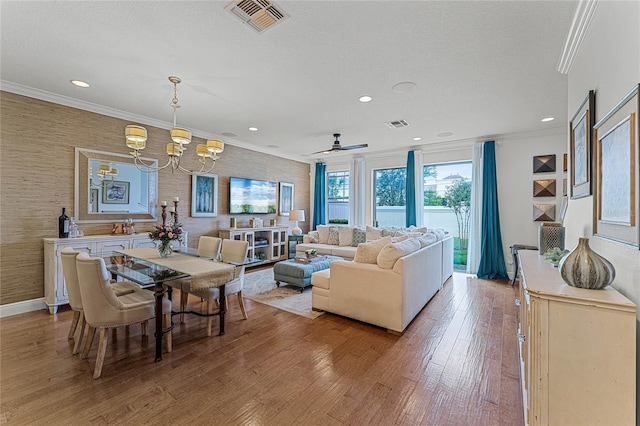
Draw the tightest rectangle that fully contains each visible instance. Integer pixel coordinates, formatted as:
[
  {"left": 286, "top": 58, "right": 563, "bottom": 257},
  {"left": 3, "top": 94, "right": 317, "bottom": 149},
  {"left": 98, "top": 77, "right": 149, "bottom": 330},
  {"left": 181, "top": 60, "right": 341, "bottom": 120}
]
[{"left": 1, "top": 1, "right": 577, "bottom": 162}]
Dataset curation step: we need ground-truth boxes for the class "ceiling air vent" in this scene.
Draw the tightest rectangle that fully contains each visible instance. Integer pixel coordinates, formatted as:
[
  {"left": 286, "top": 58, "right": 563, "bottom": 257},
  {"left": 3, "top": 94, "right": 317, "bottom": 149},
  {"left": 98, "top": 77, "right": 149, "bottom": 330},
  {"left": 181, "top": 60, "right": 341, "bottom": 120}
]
[
  {"left": 384, "top": 119, "right": 409, "bottom": 129},
  {"left": 225, "top": 0, "right": 289, "bottom": 33}
]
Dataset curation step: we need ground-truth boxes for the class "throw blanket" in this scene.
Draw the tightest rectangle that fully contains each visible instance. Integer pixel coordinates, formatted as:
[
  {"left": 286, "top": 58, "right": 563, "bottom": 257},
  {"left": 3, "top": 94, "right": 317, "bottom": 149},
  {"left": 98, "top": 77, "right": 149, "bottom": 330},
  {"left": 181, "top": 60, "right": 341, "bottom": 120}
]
[{"left": 118, "top": 248, "right": 235, "bottom": 291}]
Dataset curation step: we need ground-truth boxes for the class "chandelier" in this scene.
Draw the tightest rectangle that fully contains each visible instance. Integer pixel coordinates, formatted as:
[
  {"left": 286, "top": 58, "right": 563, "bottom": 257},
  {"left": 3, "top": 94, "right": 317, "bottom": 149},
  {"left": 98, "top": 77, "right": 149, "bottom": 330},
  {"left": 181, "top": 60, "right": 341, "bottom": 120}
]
[
  {"left": 89, "top": 163, "right": 118, "bottom": 188},
  {"left": 124, "top": 76, "right": 224, "bottom": 175}
]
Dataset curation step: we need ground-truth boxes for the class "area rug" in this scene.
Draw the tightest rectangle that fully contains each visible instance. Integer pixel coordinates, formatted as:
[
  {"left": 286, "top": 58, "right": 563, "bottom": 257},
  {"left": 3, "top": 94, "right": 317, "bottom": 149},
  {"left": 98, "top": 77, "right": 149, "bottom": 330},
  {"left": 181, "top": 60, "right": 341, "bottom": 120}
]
[{"left": 242, "top": 268, "right": 324, "bottom": 319}]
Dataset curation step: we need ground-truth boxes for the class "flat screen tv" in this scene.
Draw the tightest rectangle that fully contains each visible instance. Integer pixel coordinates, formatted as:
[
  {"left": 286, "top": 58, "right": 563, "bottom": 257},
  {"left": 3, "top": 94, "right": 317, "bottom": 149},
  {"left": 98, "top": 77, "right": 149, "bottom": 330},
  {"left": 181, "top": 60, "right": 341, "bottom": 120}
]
[{"left": 229, "top": 177, "right": 277, "bottom": 214}]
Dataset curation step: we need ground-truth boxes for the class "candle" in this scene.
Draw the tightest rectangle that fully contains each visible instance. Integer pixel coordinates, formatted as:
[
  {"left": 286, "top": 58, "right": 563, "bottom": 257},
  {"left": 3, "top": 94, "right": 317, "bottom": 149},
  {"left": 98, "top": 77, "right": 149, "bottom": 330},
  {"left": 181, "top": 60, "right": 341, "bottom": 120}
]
[
  {"left": 169, "top": 207, "right": 175, "bottom": 213},
  {"left": 173, "top": 197, "right": 180, "bottom": 202},
  {"left": 160, "top": 201, "right": 167, "bottom": 206}
]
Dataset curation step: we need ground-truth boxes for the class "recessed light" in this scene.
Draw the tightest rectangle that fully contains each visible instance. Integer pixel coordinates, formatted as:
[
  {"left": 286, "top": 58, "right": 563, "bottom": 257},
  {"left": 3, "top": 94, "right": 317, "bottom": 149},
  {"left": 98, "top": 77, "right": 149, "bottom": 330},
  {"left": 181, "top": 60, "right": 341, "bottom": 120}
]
[
  {"left": 392, "top": 81, "right": 417, "bottom": 94},
  {"left": 541, "top": 117, "right": 555, "bottom": 122},
  {"left": 412, "top": 137, "right": 422, "bottom": 141},
  {"left": 248, "top": 127, "right": 258, "bottom": 132},
  {"left": 267, "top": 144, "right": 279, "bottom": 149},
  {"left": 359, "top": 95, "right": 373, "bottom": 103},
  {"left": 70, "top": 80, "right": 90, "bottom": 88},
  {"left": 222, "top": 132, "right": 237, "bottom": 138},
  {"left": 437, "top": 132, "right": 453, "bottom": 138}
]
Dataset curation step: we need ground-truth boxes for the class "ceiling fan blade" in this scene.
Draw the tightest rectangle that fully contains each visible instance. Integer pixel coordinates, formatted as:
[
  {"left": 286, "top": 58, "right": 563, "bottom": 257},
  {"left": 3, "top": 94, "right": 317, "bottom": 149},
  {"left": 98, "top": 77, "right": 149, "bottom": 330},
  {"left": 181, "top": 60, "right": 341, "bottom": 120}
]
[{"left": 339, "top": 143, "right": 368, "bottom": 150}]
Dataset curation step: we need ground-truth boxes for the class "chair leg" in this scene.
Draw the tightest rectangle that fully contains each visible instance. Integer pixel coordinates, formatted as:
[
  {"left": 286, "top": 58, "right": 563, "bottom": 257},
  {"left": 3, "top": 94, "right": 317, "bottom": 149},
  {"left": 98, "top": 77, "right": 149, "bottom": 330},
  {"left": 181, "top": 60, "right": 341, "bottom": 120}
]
[
  {"left": 164, "top": 313, "right": 172, "bottom": 353},
  {"left": 141, "top": 320, "right": 148, "bottom": 336},
  {"left": 237, "top": 291, "right": 248, "bottom": 320},
  {"left": 72, "top": 311, "right": 86, "bottom": 355},
  {"left": 180, "top": 290, "right": 189, "bottom": 324},
  {"left": 206, "top": 299, "right": 213, "bottom": 337},
  {"left": 81, "top": 326, "right": 96, "bottom": 359},
  {"left": 93, "top": 328, "right": 109, "bottom": 379},
  {"left": 68, "top": 310, "right": 80, "bottom": 339}
]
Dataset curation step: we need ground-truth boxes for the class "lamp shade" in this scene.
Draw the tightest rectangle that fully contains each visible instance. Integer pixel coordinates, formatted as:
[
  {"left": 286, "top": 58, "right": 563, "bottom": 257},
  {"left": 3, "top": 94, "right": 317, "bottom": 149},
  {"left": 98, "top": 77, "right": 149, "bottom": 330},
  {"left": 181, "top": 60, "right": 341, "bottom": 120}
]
[
  {"left": 289, "top": 210, "right": 305, "bottom": 221},
  {"left": 170, "top": 127, "right": 192, "bottom": 144},
  {"left": 206, "top": 139, "right": 224, "bottom": 153},
  {"left": 125, "top": 125, "right": 147, "bottom": 144}
]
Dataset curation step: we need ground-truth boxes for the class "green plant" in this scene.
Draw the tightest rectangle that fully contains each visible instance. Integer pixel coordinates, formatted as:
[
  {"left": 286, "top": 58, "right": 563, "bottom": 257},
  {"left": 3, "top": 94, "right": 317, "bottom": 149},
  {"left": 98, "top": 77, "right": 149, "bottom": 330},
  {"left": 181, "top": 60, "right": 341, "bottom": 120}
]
[
  {"left": 329, "top": 219, "right": 349, "bottom": 224},
  {"left": 543, "top": 247, "right": 569, "bottom": 264}
]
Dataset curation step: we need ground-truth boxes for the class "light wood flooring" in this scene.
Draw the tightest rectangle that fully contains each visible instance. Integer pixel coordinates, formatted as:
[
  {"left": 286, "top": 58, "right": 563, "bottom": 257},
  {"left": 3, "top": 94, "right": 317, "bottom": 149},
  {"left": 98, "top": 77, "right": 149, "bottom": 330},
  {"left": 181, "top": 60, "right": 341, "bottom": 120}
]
[{"left": 1, "top": 272, "right": 523, "bottom": 425}]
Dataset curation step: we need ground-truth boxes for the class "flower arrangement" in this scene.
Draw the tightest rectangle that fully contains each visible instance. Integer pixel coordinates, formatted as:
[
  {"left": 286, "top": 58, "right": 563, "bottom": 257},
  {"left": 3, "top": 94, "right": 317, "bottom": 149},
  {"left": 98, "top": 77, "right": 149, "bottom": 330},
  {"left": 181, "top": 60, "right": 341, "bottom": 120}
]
[
  {"left": 305, "top": 248, "right": 317, "bottom": 258},
  {"left": 543, "top": 247, "right": 569, "bottom": 266},
  {"left": 149, "top": 222, "right": 184, "bottom": 257}
]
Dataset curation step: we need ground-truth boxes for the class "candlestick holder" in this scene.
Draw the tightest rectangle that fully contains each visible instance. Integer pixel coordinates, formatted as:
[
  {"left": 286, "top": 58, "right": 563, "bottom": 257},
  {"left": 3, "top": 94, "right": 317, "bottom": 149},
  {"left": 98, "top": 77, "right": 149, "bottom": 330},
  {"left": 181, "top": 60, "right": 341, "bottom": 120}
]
[
  {"left": 161, "top": 204, "right": 167, "bottom": 226},
  {"left": 173, "top": 199, "right": 179, "bottom": 224}
]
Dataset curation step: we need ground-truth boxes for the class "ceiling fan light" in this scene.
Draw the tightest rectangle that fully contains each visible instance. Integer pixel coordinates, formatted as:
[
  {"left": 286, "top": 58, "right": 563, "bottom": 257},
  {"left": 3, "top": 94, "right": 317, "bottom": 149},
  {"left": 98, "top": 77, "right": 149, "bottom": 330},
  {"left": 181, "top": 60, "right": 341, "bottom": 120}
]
[
  {"left": 170, "top": 127, "right": 191, "bottom": 144},
  {"left": 125, "top": 125, "right": 147, "bottom": 144},
  {"left": 206, "top": 139, "right": 224, "bottom": 153}
]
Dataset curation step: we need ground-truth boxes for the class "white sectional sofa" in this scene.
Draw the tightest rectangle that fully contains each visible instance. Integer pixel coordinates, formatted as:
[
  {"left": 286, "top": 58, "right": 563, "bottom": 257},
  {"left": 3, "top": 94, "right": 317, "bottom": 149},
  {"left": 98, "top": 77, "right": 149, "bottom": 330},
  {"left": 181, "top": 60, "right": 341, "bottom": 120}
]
[{"left": 311, "top": 234, "right": 454, "bottom": 334}]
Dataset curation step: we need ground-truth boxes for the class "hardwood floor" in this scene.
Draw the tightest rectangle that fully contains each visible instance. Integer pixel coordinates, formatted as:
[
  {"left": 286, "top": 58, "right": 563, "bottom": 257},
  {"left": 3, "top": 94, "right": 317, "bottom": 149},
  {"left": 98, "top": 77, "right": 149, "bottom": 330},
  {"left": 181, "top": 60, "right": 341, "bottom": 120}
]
[{"left": 0, "top": 272, "right": 523, "bottom": 425}]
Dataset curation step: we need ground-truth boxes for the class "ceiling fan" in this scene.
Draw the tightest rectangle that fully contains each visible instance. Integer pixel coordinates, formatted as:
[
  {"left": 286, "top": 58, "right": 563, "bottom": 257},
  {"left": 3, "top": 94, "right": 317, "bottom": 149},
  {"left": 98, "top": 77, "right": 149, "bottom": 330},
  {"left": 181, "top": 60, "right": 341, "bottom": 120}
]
[{"left": 312, "top": 133, "right": 368, "bottom": 155}]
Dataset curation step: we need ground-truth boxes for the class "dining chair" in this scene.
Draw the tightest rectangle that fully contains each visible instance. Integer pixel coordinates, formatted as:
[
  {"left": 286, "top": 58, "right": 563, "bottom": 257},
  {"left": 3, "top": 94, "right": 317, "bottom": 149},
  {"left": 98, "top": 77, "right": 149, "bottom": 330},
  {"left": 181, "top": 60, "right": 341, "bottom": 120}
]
[
  {"left": 61, "top": 247, "right": 141, "bottom": 355},
  {"left": 75, "top": 252, "right": 172, "bottom": 379},
  {"left": 167, "top": 236, "right": 222, "bottom": 323},
  {"left": 191, "top": 239, "right": 250, "bottom": 336}
]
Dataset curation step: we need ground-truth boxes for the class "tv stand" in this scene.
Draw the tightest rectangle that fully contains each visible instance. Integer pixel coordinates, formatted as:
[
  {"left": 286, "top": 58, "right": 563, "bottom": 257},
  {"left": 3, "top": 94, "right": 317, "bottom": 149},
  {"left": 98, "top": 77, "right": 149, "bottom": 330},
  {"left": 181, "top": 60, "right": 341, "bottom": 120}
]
[{"left": 219, "top": 226, "right": 288, "bottom": 264}]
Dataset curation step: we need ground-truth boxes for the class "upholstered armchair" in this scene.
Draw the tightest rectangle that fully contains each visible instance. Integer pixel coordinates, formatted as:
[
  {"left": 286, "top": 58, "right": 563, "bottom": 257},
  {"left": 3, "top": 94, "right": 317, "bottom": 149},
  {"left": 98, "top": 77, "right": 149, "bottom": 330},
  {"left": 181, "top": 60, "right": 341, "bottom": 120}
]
[
  {"left": 60, "top": 247, "right": 140, "bottom": 355},
  {"left": 75, "top": 252, "right": 172, "bottom": 379}
]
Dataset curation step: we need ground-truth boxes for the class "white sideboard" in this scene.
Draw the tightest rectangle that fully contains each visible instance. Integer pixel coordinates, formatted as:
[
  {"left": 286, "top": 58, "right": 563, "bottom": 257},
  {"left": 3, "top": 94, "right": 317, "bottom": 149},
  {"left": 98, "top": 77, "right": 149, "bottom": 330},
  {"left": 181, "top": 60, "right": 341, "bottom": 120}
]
[
  {"left": 218, "top": 227, "right": 288, "bottom": 264},
  {"left": 517, "top": 250, "right": 636, "bottom": 425},
  {"left": 43, "top": 233, "right": 187, "bottom": 314}
]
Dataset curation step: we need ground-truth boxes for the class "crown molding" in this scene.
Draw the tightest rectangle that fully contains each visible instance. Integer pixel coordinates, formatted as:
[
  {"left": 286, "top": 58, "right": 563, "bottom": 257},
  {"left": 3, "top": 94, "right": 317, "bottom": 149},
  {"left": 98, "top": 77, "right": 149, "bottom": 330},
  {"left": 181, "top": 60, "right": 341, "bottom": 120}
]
[
  {"left": 557, "top": 0, "right": 598, "bottom": 75},
  {"left": 0, "top": 80, "right": 308, "bottom": 165}
]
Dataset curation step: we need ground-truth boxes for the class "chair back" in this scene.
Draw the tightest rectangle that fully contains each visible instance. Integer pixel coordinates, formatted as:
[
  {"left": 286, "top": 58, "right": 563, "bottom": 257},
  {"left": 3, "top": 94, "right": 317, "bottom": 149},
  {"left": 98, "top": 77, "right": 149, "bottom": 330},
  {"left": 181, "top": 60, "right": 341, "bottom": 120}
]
[
  {"left": 220, "top": 239, "right": 249, "bottom": 264},
  {"left": 75, "top": 252, "right": 124, "bottom": 326},
  {"left": 198, "top": 236, "right": 222, "bottom": 259},
  {"left": 61, "top": 247, "right": 83, "bottom": 311}
]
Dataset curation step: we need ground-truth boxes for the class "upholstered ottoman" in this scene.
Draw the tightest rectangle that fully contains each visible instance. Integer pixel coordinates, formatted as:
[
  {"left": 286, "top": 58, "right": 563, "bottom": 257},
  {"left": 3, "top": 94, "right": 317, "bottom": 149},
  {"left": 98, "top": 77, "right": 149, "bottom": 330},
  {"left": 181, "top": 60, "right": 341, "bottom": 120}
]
[{"left": 273, "top": 256, "right": 341, "bottom": 292}]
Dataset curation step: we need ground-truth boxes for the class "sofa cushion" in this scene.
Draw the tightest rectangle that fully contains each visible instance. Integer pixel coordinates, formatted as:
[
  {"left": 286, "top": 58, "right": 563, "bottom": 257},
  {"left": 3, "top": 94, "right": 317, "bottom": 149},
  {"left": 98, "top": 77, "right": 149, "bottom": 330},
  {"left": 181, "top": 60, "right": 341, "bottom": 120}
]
[
  {"left": 417, "top": 233, "right": 438, "bottom": 248},
  {"left": 328, "top": 226, "right": 340, "bottom": 245},
  {"left": 377, "top": 238, "right": 421, "bottom": 269},
  {"left": 307, "top": 230, "right": 319, "bottom": 243},
  {"left": 352, "top": 228, "right": 366, "bottom": 246},
  {"left": 338, "top": 226, "right": 354, "bottom": 247},
  {"left": 331, "top": 246, "right": 358, "bottom": 259},
  {"left": 296, "top": 243, "right": 335, "bottom": 256},
  {"left": 311, "top": 269, "right": 331, "bottom": 290},
  {"left": 317, "top": 225, "right": 330, "bottom": 244},
  {"left": 354, "top": 236, "right": 392, "bottom": 264}
]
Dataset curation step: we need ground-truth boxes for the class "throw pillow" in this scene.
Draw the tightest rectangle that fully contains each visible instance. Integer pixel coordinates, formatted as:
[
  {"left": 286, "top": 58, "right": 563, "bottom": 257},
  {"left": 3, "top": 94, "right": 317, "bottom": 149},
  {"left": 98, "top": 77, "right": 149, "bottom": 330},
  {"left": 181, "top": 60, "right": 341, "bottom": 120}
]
[
  {"left": 377, "top": 238, "right": 421, "bottom": 269},
  {"left": 380, "top": 228, "right": 398, "bottom": 237},
  {"left": 429, "top": 228, "right": 446, "bottom": 241},
  {"left": 417, "top": 233, "right": 437, "bottom": 248},
  {"left": 352, "top": 228, "right": 366, "bottom": 246},
  {"left": 354, "top": 236, "right": 392, "bottom": 264},
  {"left": 307, "top": 231, "right": 320, "bottom": 243},
  {"left": 338, "top": 226, "right": 354, "bottom": 247},
  {"left": 328, "top": 226, "right": 340, "bottom": 245},
  {"left": 317, "top": 225, "right": 330, "bottom": 244},
  {"left": 366, "top": 225, "right": 383, "bottom": 241}
]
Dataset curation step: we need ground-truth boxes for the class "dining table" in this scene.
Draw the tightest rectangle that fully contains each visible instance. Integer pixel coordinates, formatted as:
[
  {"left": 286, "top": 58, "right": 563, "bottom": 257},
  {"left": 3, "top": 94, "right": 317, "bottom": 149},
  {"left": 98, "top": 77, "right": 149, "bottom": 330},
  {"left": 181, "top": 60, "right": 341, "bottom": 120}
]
[{"left": 98, "top": 247, "right": 237, "bottom": 361}]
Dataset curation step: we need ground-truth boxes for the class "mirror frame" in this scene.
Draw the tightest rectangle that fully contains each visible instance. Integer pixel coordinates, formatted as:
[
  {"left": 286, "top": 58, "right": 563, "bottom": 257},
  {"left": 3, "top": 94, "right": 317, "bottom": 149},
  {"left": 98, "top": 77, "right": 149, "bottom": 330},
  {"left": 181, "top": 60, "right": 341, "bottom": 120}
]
[{"left": 74, "top": 147, "right": 158, "bottom": 223}]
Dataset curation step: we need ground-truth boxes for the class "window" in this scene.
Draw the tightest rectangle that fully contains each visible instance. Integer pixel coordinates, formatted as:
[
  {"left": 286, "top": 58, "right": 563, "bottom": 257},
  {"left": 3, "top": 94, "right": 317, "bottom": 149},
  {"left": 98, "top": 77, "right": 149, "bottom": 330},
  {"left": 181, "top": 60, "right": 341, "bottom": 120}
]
[
  {"left": 374, "top": 167, "right": 406, "bottom": 227},
  {"left": 327, "top": 170, "right": 349, "bottom": 224},
  {"left": 423, "top": 162, "right": 472, "bottom": 270}
]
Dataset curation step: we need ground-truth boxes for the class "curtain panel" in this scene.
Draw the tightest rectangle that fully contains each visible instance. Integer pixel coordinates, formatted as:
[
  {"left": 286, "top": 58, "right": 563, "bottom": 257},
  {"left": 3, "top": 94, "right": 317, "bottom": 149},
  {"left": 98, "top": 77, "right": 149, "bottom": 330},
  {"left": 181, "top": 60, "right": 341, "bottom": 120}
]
[{"left": 312, "top": 162, "right": 327, "bottom": 230}]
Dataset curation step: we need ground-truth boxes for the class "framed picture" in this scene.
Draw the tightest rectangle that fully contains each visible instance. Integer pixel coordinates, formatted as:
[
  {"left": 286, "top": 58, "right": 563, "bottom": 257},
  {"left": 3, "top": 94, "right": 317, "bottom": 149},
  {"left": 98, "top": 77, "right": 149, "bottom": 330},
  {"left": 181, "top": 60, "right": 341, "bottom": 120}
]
[
  {"left": 533, "top": 154, "right": 556, "bottom": 173},
  {"left": 533, "top": 203, "right": 555, "bottom": 222},
  {"left": 102, "top": 181, "right": 129, "bottom": 204},
  {"left": 570, "top": 90, "right": 595, "bottom": 199},
  {"left": 191, "top": 173, "right": 218, "bottom": 217},
  {"left": 279, "top": 182, "right": 294, "bottom": 216},
  {"left": 593, "top": 84, "right": 639, "bottom": 248},
  {"left": 533, "top": 179, "right": 556, "bottom": 197}
]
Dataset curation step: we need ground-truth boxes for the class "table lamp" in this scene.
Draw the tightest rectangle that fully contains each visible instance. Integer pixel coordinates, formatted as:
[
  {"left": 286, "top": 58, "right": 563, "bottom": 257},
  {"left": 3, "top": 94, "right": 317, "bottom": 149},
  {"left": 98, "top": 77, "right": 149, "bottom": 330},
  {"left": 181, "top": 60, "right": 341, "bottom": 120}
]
[{"left": 289, "top": 209, "right": 305, "bottom": 235}]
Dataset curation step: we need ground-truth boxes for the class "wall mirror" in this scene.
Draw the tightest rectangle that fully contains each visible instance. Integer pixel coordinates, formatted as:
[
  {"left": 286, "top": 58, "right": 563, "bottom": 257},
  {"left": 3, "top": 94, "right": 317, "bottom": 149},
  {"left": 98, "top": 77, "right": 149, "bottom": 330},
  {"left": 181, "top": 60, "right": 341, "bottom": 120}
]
[{"left": 74, "top": 148, "right": 158, "bottom": 223}]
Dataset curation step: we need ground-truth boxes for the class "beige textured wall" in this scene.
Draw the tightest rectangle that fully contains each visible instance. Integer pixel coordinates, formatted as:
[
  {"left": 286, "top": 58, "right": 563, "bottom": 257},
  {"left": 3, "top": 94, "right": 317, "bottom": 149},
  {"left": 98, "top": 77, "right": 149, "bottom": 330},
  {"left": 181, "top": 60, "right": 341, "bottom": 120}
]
[{"left": 0, "top": 91, "right": 310, "bottom": 305}]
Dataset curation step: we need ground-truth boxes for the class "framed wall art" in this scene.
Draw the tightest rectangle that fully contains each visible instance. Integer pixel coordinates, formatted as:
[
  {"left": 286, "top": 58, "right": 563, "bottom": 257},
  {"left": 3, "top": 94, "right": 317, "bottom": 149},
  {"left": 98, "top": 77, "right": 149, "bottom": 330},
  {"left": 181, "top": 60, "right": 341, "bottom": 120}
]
[
  {"left": 102, "top": 181, "right": 130, "bottom": 204},
  {"left": 191, "top": 173, "right": 218, "bottom": 217},
  {"left": 533, "top": 154, "right": 556, "bottom": 173},
  {"left": 593, "top": 84, "right": 639, "bottom": 248},
  {"left": 570, "top": 90, "right": 595, "bottom": 199},
  {"left": 533, "top": 179, "right": 556, "bottom": 197},
  {"left": 279, "top": 182, "right": 294, "bottom": 216},
  {"left": 533, "top": 203, "right": 555, "bottom": 222}
]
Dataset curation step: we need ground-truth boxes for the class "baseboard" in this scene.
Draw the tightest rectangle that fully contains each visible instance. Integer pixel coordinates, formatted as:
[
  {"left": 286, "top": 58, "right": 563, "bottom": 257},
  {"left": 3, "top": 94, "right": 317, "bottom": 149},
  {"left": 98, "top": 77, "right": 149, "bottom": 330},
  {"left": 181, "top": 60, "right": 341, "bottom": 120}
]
[{"left": 0, "top": 298, "right": 48, "bottom": 318}]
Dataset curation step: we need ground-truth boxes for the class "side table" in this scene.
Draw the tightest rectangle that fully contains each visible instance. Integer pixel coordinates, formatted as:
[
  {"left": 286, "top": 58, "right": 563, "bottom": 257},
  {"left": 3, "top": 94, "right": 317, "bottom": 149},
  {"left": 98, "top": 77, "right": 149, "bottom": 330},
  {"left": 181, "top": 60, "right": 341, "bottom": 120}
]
[{"left": 288, "top": 234, "right": 304, "bottom": 259}]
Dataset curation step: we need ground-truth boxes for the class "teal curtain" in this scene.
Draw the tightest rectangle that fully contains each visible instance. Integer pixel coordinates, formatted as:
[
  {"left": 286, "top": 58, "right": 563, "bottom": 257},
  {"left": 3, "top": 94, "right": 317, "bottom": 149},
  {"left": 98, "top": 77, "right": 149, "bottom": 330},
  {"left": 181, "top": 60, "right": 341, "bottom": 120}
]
[
  {"left": 405, "top": 151, "right": 417, "bottom": 227},
  {"left": 313, "top": 162, "right": 326, "bottom": 230},
  {"left": 477, "top": 141, "right": 508, "bottom": 280}
]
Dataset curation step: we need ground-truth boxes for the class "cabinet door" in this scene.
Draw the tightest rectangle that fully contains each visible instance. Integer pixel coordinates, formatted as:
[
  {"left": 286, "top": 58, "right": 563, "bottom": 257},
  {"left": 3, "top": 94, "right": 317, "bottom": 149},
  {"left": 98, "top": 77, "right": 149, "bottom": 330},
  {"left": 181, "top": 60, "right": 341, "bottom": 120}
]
[
  {"left": 133, "top": 238, "right": 156, "bottom": 248},
  {"left": 95, "top": 238, "right": 131, "bottom": 254}
]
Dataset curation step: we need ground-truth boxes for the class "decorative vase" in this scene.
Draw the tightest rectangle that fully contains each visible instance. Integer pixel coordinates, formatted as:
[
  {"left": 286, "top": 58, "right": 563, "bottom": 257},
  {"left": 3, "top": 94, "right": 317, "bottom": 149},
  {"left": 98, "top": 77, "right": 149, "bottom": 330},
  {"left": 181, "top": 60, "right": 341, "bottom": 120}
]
[
  {"left": 157, "top": 241, "right": 173, "bottom": 258},
  {"left": 558, "top": 238, "right": 615, "bottom": 290}
]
